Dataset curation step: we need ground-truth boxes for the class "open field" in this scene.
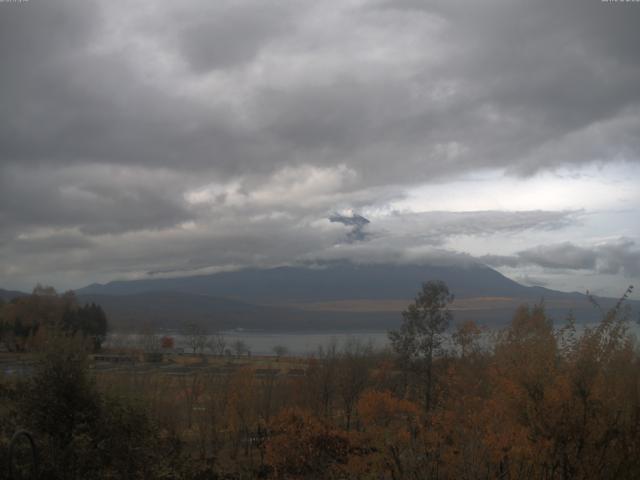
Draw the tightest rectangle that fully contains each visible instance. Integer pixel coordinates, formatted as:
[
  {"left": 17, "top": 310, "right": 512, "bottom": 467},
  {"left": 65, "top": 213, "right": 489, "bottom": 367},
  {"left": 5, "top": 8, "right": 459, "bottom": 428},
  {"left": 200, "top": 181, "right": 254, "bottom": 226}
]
[{"left": 0, "top": 351, "right": 309, "bottom": 379}]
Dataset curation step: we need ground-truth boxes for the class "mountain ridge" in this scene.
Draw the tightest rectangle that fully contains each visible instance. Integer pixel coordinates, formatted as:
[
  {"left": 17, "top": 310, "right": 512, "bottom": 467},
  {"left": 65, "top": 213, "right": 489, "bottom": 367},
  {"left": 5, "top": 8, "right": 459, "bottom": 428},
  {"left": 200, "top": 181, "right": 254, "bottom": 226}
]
[
  {"left": 69, "top": 262, "right": 637, "bottom": 331},
  {"left": 3, "top": 263, "right": 636, "bottom": 331},
  {"left": 76, "top": 262, "right": 570, "bottom": 301}
]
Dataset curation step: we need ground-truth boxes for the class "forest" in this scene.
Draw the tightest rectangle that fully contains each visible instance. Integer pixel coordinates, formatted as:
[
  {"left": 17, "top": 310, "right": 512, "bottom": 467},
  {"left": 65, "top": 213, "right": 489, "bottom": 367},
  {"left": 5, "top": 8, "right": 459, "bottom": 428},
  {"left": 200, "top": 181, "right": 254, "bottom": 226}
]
[{"left": 0, "top": 282, "right": 639, "bottom": 479}]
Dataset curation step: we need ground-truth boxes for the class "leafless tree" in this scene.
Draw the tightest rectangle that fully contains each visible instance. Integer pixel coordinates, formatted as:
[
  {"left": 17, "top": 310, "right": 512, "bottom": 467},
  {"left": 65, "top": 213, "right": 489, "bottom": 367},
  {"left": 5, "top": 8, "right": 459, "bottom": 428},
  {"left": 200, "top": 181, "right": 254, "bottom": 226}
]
[
  {"left": 233, "top": 339, "right": 248, "bottom": 357},
  {"left": 337, "top": 337, "right": 373, "bottom": 430},
  {"left": 207, "top": 331, "right": 227, "bottom": 356},
  {"left": 272, "top": 344, "right": 288, "bottom": 360},
  {"left": 140, "top": 324, "right": 160, "bottom": 353},
  {"left": 183, "top": 321, "right": 208, "bottom": 355}
]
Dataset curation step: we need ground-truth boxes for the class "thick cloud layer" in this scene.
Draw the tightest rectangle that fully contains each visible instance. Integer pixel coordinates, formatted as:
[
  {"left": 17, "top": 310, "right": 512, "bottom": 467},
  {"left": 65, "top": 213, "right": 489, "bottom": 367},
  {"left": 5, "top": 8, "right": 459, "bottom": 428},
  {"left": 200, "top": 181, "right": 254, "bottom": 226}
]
[
  {"left": 1, "top": 0, "right": 639, "bottom": 294},
  {"left": 482, "top": 239, "right": 640, "bottom": 278}
]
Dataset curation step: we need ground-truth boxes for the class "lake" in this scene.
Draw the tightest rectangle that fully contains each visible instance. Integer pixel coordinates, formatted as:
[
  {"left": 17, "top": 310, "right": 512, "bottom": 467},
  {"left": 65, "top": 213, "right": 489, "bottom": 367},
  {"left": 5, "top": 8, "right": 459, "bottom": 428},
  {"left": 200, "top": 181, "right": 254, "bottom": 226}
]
[{"left": 106, "top": 319, "right": 640, "bottom": 357}]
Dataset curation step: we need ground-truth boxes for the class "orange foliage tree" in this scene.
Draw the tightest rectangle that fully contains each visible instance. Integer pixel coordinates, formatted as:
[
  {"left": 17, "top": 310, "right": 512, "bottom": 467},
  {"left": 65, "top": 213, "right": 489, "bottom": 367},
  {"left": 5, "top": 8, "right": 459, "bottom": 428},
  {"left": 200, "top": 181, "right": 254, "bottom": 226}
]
[{"left": 265, "top": 407, "right": 349, "bottom": 479}]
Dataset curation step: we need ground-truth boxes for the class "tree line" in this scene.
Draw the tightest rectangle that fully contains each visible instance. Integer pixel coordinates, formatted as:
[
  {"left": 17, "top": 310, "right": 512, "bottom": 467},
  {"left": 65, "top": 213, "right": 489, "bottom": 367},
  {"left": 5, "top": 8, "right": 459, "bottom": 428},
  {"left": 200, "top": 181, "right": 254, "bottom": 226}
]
[
  {"left": 0, "top": 285, "right": 107, "bottom": 352},
  {"left": 0, "top": 281, "right": 639, "bottom": 479}
]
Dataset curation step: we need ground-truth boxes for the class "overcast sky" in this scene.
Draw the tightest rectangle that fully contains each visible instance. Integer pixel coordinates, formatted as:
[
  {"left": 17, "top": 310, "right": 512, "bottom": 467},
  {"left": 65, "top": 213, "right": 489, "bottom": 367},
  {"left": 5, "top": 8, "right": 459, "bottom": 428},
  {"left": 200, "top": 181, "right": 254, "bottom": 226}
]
[{"left": 1, "top": 0, "right": 639, "bottom": 298}]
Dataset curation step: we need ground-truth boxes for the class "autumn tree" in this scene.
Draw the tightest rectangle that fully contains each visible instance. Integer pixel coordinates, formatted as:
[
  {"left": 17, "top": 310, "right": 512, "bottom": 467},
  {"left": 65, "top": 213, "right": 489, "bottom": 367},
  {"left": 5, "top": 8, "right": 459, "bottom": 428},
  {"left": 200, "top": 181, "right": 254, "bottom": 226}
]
[
  {"left": 161, "top": 335, "right": 175, "bottom": 349},
  {"left": 199, "top": 371, "right": 232, "bottom": 462},
  {"left": 265, "top": 408, "right": 349, "bottom": 479},
  {"left": 0, "top": 287, "right": 107, "bottom": 352},
  {"left": 550, "top": 286, "right": 640, "bottom": 478},
  {"left": 178, "top": 371, "right": 204, "bottom": 428},
  {"left": 452, "top": 319, "right": 483, "bottom": 359},
  {"left": 304, "top": 341, "right": 339, "bottom": 419},
  {"left": 353, "top": 389, "right": 422, "bottom": 479},
  {"left": 389, "top": 280, "right": 453, "bottom": 413},
  {"left": 336, "top": 337, "right": 372, "bottom": 430},
  {"left": 226, "top": 367, "right": 259, "bottom": 459}
]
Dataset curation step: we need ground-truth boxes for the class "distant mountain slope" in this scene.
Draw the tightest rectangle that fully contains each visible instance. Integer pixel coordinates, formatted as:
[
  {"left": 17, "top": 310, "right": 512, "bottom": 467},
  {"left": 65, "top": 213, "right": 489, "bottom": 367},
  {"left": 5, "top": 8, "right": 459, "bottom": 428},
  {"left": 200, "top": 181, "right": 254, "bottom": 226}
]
[
  {"left": 76, "top": 289, "right": 633, "bottom": 333},
  {"left": 4, "top": 263, "right": 635, "bottom": 332},
  {"left": 77, "top": 291, "right": 273, "bottom": 331},
  {"left": 77, "top": 291, "right": 402, "bottom": 332},
  {"left": 0, "top": 288, "right": 28, "bottom": 301},
  {"left": 76, "top": 262, "right": 562, "bottom": 301},
  {"left": 72, "top": 262, "right": 639, "bottom": 331}
]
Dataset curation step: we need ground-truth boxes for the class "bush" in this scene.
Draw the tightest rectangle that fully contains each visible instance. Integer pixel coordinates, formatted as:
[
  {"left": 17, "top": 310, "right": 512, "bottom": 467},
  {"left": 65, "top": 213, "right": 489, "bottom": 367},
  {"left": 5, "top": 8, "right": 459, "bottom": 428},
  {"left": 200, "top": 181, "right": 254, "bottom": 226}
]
[{"left": 15, "top": 333, "right": 186, "bottom": 479}]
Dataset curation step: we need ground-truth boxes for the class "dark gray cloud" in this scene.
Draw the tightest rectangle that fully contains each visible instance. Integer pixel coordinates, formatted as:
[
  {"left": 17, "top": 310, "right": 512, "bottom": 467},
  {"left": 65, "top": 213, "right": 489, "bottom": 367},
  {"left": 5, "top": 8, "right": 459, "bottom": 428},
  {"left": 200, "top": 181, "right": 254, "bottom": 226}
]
[
  {"left": 177, "top": 3, "right": 293, "bottom": 72},
  {"left": 595, "top": 239, "right": 640, "bottom": 277},
  {"left": 481, "top": 239, "right": 640, "bottom": 278},
  {"left": 0, "top": 0, "right": 639, "bottom": 290},
  {"left": 2, "top": 0, "right": 639, "bottom": 179},
  {"left": 373, "top": 210, "right": 580, "bottom": 246},
  {"left": 329, "top": 212, "right": 371, "bottom": 242},
  {"left": 371, "top": 0, "right": 640, "bottom": 176},
  {"left": 519, "top": 243, "right": 597, "bottom": 271},
  {"left": 0, "top": 164, "right": 194, "bottom": 235}
]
